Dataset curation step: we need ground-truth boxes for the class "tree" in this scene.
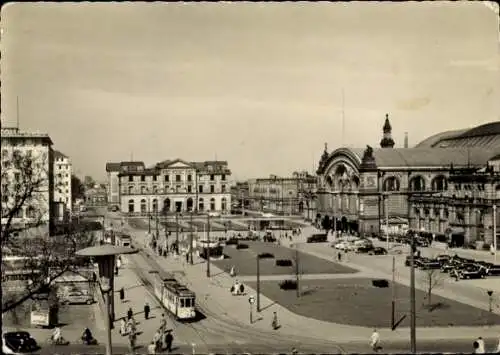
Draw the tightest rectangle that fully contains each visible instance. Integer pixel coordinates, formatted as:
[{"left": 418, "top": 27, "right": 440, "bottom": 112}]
[
  {"left": 71, "top": 174, "right": 85, "bottom": 201},
  {"left": 419, "top": 268, "right": 444, "bottom": 308},
  {"left": 83, "top": 175, "right": 96, "bottom": 189},
  {"left": 1, "top": 148, "right": 95, "bottom": 315}
]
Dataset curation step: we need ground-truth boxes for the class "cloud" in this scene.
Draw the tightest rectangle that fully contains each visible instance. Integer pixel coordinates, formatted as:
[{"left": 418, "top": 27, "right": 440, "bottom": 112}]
[{"left": 395, "top": 97, "right": 431, "bottom": 111}]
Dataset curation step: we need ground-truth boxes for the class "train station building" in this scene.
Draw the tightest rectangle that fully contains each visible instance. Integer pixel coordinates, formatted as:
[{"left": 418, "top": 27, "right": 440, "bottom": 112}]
[{"left": 315, "top": 116, "right": 500, "bottom": 247}]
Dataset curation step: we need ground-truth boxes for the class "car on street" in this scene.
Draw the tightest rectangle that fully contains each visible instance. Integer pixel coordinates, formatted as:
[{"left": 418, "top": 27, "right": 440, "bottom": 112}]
[
  {"left": 405, "top": 255, "right": 421, "bottom": 266},
  {"left": 356, "top": 245, "right": 375, "bottom": 254},
  {"left": 440, "top": 261, "right": 461, "bottom": 273},
  {"left": 61, "top": 291, "right": 94, "bottom": 305},
  {"left": 334, "top": 241, "right": 351, "bottom": 251},
  {"left": 368, "top": 247, "right": 387, "bottom": 255},
  {"left": 459, "top": 266, "right": 486, "bottom": 279},
  {"left": 418, "top": 259, "right": 441, "bottom": 270},
  {"left": 2, "top": 331, "right": 39, "bottom": 354},
  {"left": 436, "top": 254, "right": 451, "bottom": 264},
  {"left": 485, "top": 265, "right": 500, "bottom": 276},
  {"left": 306, "top": 233, "right": 328, "bottom": 243}
]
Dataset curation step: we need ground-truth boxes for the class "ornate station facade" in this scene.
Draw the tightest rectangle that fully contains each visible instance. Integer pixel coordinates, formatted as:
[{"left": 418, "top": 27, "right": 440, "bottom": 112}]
[{"left": 316, "top": 116, "right": 500, "bottom": 247}]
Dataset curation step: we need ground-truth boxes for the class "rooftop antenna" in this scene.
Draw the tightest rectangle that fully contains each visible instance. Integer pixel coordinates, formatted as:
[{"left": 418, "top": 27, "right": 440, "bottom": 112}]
[
  {"left": 341, "top": 88, "right": 345, "bottom": 146},
  {"left": 16, "top": 96, "right": 20, "bottom": 129}
]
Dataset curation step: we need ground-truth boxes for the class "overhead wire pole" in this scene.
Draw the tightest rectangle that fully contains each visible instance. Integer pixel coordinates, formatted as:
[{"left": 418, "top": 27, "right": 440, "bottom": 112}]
[
  {"left": 175, "top": 212, "right": 179, "bottom": 255},
  {"left": 206, "top": 213, "right": 211, "bottom": 277},
  {"left": 295, "top": 244, "right": 300, "bottom": 298},
  {"left": 189, "top": 211, "right": 194, "bottom": 265},
  {"left": 410, "top": 230, "right": 417, "bottom": 353}
]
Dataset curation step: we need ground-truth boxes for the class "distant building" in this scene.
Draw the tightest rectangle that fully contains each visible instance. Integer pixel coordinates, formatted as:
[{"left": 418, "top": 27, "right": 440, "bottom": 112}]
[
  {"left": 52, "top": 150, "right": 72, "bottom": 220},
  {"left": 1, "top": 127, "right": 54, "bottom": 235},
  {"left": 105, "top": 159, "right": 232, "bottom": 214},
  {"left": 246, "top": 171, "right": 317, "bottom": 216},
  {"left": 84, "top": 185, "right": 107, "bottom": 207},
  {"left": 316, "top": 116, "right": 500, "bottom": 246}
]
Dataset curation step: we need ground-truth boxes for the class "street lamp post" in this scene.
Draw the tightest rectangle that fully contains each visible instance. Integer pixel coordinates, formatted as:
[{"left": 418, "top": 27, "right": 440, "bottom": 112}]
[
  {"left": 206, "top": 213, "right": 211, "bottom": 278},
  {"left": 256, "top": 254, "right": 262, "bottom": 312},
  {"left": 493, "top": 204, "right": 497, "bottom": 262},
  {"left": 410, "top": 232, "right": 417, "bottom": 353},
  {"left": 189, "top": 211, "right": 194, "bottom": 265},
  {"left": 76, "top": 245, "right": 137, "bottom": 355},
  {"left": 175, "top": 212, "right": 180, "bottom": 255}
]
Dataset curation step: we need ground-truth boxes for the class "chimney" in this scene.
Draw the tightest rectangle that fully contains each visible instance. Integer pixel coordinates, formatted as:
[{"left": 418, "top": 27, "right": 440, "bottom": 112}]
[{"left": 404, "top": 132, "right": 409, "bottom": 148}]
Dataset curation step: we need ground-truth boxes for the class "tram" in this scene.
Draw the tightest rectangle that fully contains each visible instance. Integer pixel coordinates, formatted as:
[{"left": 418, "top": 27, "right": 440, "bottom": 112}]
[{"left": 152, "top": 271, "right": 196, "bottom": 320}]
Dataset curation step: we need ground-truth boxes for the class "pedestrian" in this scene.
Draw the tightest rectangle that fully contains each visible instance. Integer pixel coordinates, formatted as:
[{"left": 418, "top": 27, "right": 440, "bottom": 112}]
[
  {"left": 119, "top": 288, "right": 125, "bottom": 302},
  {"left": 147, "top": 341, "right": 156, "bottom": 354},
  {"left": 370, "top": 329, "right": 381, "bottom": 352},
  {"left": 160, "top": 313, "right": 167, "bottom": 331},
  {"left": 119, "top": 318, "right": 127, "bottom": 336},
  {"left": 127, "top": 307, "right": 133, "bottom": 320},
  {"left": 144, "top": 302, "right": 151, "bottom": 320},
  {"left": 272, "top": 311, "right": 279, "bottom": 330},
  {"left": 473, "top": 340, "right": 480, "bottom": 354},
  {"left": 338, "top": 252, "right": 342, "bottom": 262},
  {"left": 128, "top": 331, "right": 136, "bottom": 355},
  {"left": 153, "top": 329, "right": 162, "bottom": 351},
  {"left": 165, "top": 330, "right": 173, "bottom": 352},
  {"left": 476, "top": 337, "right": 485, "bottom": 354}
]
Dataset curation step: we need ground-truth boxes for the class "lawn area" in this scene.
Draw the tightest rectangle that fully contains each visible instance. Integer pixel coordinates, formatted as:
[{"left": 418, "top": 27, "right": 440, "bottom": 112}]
[
  {"left": 211, "top": 241, "right": 357, "bottom": 276},
  {"left": 245, "top": 278, "right": 500, "bottom": 327}
]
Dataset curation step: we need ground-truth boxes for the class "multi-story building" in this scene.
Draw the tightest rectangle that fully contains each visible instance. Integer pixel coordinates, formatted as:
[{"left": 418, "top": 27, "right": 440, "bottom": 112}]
[
  {"left": 316, "top": 115, "right": 500, "bottom": 244},
  {"left": 246, "top": 172, "right": 316, "bottom": 216},
  {"left": 230, "top": 181, "right": 250, "bottom": 213},
  {"left": 1, "top": 127, "right": 54, "bottom": 235},
  {"left": 52, "top": 150, "right": 72, "bottom": 220},
  {"left": 105, "top": 159, "right": 232, "bottom": 214}
]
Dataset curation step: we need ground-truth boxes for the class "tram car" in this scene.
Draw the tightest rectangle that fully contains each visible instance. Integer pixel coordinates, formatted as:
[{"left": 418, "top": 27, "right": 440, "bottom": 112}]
[
  {"left": 152, "top": 271, "right": 196, "bottom": 320},
  {"left": 197, "top": 240, "right": 224, "bottom": 259}
]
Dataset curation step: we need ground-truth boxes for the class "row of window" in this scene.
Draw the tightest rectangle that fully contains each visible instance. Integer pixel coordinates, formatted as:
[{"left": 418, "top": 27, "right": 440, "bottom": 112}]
[
  {"left": 385, "top": 175, "right": 448, "bottom": 192},
  {"left": 127, "top": 174, "right": 226, "bottom": 182},
  {"left": 125, "top": 184, "right": 227, "bottom": 194},
  {"left": 127, "top": 197, "right": 228, "bottom": 213}
]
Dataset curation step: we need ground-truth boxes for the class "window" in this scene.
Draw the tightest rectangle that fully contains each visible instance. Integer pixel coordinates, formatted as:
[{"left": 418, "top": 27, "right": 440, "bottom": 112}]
[
  {"left": 187, "top": 175, "right": 192, "bottom": 182},
  {"left": 153, "top": 175, "right": 157, "bottom": 181},
  {"left": 128, "top": 186, "right": 133, "bottom": 194},
  {"left": 129, "top": 176, "right": 133, "bottom": 182},
  {"left": 165, "top": 175, "right": 169, "bottom": 182},
  {"left": 210, "top": 198, "right": 216, "bottom": 211},
  {"left": 176, "top": 185, "right": 181, "bottom": 192},
  {"left": 221, "top": 185, "right": 226, "bottom": 193},
  {"left": 187, "top": 185, "right": 192, "bottom": 193},
  {"left": 383, "top": 176, "right": 400, "bottom": 192},
  {"left": 221, "top": 174, "right": 226, "bottom": 181},
  {"left": 221, "top": 197, "right": 227, "bottom": 211},
  {"left": 141, "top": 186, "right": 147, "bottom": 194},
  {"left": 141, "top": 175, "right": 145, "bottom": 182},
  {"left": 210, "top": 174, "right": 215, "bottom": 181},
  {"left": 176, "top": 175, "right": 181, "bottom": 182},
  {"left": 410, "top": 176, "right": 425, "bottom": 191},
  {"left": 140, "top": 199, "right": 147, "bottom": 213},
  {"left": 198, "top": 198, "right": 204, "bottom": 211},
  {"left": 152, "top": 199, "right": 158, "bottom": 213},
  {"left": 199, "top": 185, "right": 203, "bottom": 193},
  {"left": 14, "top": 172, "right": 20, "bottom": 181},
  {"left": 128, "top": 199, "right": 135, "bottom": 213},
  {"left": 432, "top": 175, "right": 448, "bottom": 191},
  {"left": 210, "top": 185, "right": 215, "bottom": 193}
]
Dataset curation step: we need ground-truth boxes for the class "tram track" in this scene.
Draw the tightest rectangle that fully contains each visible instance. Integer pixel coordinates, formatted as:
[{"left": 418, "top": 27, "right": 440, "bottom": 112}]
[{"left": 132, "top": 245, "right": 347, "bottom": 354}]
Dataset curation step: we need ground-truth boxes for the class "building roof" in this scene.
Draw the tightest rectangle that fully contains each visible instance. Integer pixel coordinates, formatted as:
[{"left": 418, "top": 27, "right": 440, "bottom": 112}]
[
  {"left": 458, "top": 121, "right": 500, "bottom": 138},
  {"left": 1, "top": 127, "right": 53, "bottom": 145},
  {"left": 414, "top": 129, "right": 468, "bottom": 148},
  {"left": 53, "top": 150, "right": 68, "bottom": 159},
  {"left": 106, "top": 161, "right": 145, "bottom": 172},
  {"left": 320, "top": 147, "right": 500, "bottom": 172}
]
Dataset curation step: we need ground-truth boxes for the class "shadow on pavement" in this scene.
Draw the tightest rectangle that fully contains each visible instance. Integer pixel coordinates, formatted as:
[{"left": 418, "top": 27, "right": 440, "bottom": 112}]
[{"left": 260, "top": 302, "right": 276, "bottom": 312}]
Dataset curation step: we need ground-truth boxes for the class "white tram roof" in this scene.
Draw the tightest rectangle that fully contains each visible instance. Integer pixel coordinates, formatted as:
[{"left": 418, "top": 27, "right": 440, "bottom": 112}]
[{"left": 163, "top": 280, "right": 195, "bottom": 297}]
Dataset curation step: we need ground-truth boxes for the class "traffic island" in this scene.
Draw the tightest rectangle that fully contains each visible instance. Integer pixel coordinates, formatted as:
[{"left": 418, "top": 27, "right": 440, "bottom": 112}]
[{"left": 245, "top": 278, "right": 500, "bottom": 328}]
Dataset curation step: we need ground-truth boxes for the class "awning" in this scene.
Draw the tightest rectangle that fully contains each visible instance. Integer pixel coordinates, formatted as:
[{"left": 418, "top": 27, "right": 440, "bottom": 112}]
[{"left": 446, "top": 227, "right": 465, "bottom": 235}]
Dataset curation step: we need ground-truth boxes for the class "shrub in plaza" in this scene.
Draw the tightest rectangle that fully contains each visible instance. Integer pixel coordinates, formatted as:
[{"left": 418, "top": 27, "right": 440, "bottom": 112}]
[
  {"left": 279, "top": 280, "right": 298, "bottom": 290},
  {"left": 276, "top": 259, "right": 293, "bottom": 267},
  {"left": 259, "top": 253, "right": 275, "bottom": 259},
  {"left": 372, "top": 279, "right": 389, "bottom": 288},
  {"left": 236, "top": 243, "right": 249, "bottom": 250}
]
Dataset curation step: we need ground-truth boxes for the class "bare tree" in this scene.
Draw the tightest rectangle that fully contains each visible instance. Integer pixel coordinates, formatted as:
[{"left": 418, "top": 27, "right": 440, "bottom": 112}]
[
  {"left": 419, "top": 268, "right": 444, "bottom": 308},
  {"left": 1, "top": 147, "right": 95, "bottom": 314}
]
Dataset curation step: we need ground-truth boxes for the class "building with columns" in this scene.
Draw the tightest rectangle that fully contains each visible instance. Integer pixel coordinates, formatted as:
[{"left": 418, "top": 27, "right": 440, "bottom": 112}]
[
  {"left": 105, "top": 159, "right": 232, "bottom": 214},
  {"left": 52, "top": 150, "right": 72, "bottom": 220},
  {"left": 316, "top": 115, "right": 500, "bottom": 247}
]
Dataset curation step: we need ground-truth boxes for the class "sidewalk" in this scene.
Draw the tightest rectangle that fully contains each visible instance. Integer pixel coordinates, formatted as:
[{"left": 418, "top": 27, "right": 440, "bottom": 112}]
[{"left": 124, "top": 223, "right": 500, "bottom": 344}]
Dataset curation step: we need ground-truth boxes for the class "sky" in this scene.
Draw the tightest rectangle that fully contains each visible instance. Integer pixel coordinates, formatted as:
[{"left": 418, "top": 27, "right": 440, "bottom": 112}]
[{"left": 1, "top": 2, "right": 499, "bottom": 181}]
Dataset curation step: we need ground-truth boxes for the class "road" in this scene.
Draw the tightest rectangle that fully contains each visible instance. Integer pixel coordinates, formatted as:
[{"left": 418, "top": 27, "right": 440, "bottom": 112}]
[{"left": 32, "top": 337, "right": 500, "bottom": 354}]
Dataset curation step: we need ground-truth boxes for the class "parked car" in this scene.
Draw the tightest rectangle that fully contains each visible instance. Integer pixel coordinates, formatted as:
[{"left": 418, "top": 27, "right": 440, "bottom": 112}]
[
  {"left": 61, "top": 291, "right": 94, "bottom": 305},
  {"left": 486, "top": 265, "right": 500, "bottom": 276},
  {"left": 441, "top": 261, "right": 461, "bottom": 273},
  {"left": 334, "top": 241, "right": 351, "bottom": 251},
  {"left": 459, "top": 266, "right": 486, "bottom": 279},
  {"left": 356, "top": 245, "right": 375, "bottom": 254},
  {"left": 368, "top": 247, "right": 387, "bottom": 255},
  {"left": 419, "top": 259, "right": 441, "bottom": 270},
  {"left": 306, "top": 233, "right": 328, "bottom": 243},
  {"left": 2, "top": 331, "right": 39, "bottom": 354},
  {"left": 435, "top": 254, "right": 451, "bottom": 264}
]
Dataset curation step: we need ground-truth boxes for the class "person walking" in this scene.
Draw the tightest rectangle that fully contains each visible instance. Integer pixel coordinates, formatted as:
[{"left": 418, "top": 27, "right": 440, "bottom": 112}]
[
  {"left": 127, "top": 307, "right": 133, "bottom": 320},
  {"left": 147, "top": 341, "right": 156, "bottom": 354},
  {"left": 165, "top": 330, "right": 173, "bottom": 352},
  {"left": 160, "top": 313, "right": 167, "bottom": 332},
  {"left": 153, "top": 329, "right": 162, "bottom": 351},
  {"left": 272, "top": 312, "right": 279, "bottom": 330},
  {"left": 370, "top": 329, "right": 381, "bottom": 352},
  {"left": 119, "top": 288, "right": 125, "bottom": 302},
  {"left": 119, "top": 318, "right": 127, "bottom": 336},
  {"left": 144, "top": 302, "right": 151, "bottom": 320},
  {"left": 128, "top": 330, "right": 136, "bottom": 355},
  {"left": 476, "top": 337, "right": 486, "bottom": 354}
]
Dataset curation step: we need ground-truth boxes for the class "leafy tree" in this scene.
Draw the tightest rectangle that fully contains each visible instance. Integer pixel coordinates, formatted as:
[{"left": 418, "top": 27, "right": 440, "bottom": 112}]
[
  {"left": 71, "top": 174, "right": 85, "bottom": 201},
  {"left": 83, "top": 175, "right": 96, "bottom": 189},
  {"left": 1, "top": 148, "right": 95, "bottom": 315}
]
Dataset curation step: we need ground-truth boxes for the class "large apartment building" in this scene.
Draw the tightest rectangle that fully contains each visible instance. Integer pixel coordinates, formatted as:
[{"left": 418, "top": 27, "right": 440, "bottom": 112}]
[
  {"left": 106, "top": 159, "right": 232, "bottom": 214},
  {"left": 1, "top": 127, "right": 54, "bottom": 234},
  {"left": 53, "top": 150, "right": 72, "bottom": 219}
]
